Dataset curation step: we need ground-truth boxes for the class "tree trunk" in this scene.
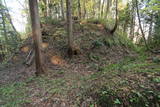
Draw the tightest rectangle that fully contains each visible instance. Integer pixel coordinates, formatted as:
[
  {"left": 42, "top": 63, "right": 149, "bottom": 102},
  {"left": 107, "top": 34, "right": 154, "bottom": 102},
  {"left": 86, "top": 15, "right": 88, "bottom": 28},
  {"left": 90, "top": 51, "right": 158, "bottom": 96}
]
[
  {"left": 105, "top": 0, "right": 111, "bottom": 18},
  {"left": 130, "top": 16, "right": 135, "bottom": 41},
  {"left": 91, "top": 0, "right": 96, "bottom": 18},
  {"left": 110, "top": 0, "right": 118, "bottom": 34},
  {"left": 78, "top": 0, "right": 82, "bottom": 19},
  {"left": 135, "top": 0, "right": 149, "bottom": 49},
  {"left": 148, "top": 14, "right": 153, "bottom": 41},
  {"left": 47, "top": 0, "right": 52, "bottom": 17},
  {"left": 1, "top": 12, "right": 8, "bottom": 43},
  {"left": 82, "top": 0, "right": 86, "bottom": 19},
  {"left": 130, "top": 0, "right": 135, "bottom": 41},
  {"left": 101, "top": 0, "right": 105, "bottom": 18},
  {"left": 29, "top": 0, "right": 45, "bottom": 75},
  {"left": 0, "top": 40, "right": 5, "bottom": 63},
  {"left": 98, "top": 0, "right": 101, "bottom": 18},
  {"left": 46, "top": 0, "right": 49, "bottom": 17},
  {"left": 66, "top": 0, "right": 74, "bottom": 57},
  {"left": 123, "top": 22, "right": 127, "bottom": 34},
  {"left": 60, "top": 0, "right": 65, "bottom": 20}
]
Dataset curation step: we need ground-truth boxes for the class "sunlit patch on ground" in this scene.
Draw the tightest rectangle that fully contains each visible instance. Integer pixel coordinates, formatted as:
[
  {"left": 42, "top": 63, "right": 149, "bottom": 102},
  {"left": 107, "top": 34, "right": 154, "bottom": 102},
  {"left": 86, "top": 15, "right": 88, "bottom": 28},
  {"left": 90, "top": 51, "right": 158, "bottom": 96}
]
[
  {"left": 50, "top": 55, "right": 66, "bottom": 66},
  {"left": 42, "top": 42, "right": 49, "bottom": 49},
  {"left": 97, "top": 24, "right": 104, "bottom": 30},
  {"left": 80, "top": 20, "right": 87, "bottom": 25},
  {"left": 21, "top": 46, "right": 30, "bottom": 53}
]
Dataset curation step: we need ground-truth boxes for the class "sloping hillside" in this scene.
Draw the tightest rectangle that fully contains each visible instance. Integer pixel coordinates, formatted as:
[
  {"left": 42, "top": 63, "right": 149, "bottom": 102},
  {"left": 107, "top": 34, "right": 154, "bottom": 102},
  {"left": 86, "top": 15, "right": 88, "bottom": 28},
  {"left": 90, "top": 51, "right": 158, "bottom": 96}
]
[{"left": 0, "top": 21, "right": 160, "bottom": 107}]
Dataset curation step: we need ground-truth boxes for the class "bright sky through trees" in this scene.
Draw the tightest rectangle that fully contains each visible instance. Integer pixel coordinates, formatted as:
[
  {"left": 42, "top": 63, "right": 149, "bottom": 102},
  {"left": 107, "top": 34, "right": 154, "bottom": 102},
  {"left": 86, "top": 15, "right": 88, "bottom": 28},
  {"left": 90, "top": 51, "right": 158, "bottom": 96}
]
[
  {"left": 6, "top": 0, "right": 27, "bottom": 32},
  {"left": 5, "top": 0, "right": 130, "bottom": 33}
]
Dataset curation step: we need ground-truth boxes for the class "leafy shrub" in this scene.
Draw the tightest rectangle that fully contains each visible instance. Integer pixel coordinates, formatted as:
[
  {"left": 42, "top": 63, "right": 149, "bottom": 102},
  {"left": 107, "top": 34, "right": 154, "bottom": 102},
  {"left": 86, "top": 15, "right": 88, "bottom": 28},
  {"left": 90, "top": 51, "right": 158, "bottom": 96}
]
[
  {"left": 96, "top": 87, "right": 121, "bottom": 107},
  {"left": 95, "top": 87, "right": 160, "bottom": 107},
  {"left": 103, "top": 31, "right": 136, "bottom": 50},
  {"left": 0, "top": 82, "right": 29, "bottom": 107},
  {"left": 129, "top": 90, "right": 160, "bottom": 107}
]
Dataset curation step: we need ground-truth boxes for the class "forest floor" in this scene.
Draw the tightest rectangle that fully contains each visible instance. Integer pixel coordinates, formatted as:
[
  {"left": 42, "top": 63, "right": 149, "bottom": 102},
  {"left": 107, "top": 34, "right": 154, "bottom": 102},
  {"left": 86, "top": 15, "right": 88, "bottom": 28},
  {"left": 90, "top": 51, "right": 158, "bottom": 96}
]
[{"left": 0, "top": 20, "right": 160, "bottom": 107}]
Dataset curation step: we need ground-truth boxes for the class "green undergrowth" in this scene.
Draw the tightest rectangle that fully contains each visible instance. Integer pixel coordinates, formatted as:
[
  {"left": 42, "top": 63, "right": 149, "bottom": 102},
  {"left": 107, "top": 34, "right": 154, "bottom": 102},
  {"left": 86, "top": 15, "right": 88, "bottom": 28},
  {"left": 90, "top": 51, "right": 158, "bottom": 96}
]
[
  {"left": 0, "top": 54, "right": 159, "bottom": 106},
  {"left": 1, "top": 19, "right": 159, "bottom": 107},
  {"left": 101, "top": 56, "right": 154, "bottom": 73},
  {"left": 0, "top": 73, "right": 68, "bottom": 107},
  {"left": 27, "top": 74, "right": 69, "bottom": 96},
  {"left": 0, "top": 82, "right": 29, "bottom": 107},
  {"left": 88, "top": 28, "right": 138, "bottom": 51},
  {"left": 41, "top": 17, "right": 61, "bottom": 25},
  {"left": 84, "top": 54, "right": 160, "bottom": 107},
  {"left": 86, "top": 18, "right": 116, "bottom": 29},
  {"left": 103, "top": 32, "right": 136, "bottom": 49},
  {"left": 95, "top": 87, "right": 160, "bottom": 107}
]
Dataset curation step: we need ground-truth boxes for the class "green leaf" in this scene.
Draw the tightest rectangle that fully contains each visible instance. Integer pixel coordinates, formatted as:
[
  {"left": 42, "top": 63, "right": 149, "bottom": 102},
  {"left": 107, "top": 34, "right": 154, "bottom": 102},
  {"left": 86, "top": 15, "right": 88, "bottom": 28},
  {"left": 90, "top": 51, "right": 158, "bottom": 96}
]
[{"left": 114, "top": 99, "right": 121, "bottom": 104}]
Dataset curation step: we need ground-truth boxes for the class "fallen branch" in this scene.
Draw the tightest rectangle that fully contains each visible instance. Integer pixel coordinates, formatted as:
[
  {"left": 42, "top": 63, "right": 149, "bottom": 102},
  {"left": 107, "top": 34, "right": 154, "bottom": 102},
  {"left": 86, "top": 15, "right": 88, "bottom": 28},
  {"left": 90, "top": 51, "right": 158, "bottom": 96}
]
[{"left": 25, "top": 49, "right": 35, "bottom": 66}]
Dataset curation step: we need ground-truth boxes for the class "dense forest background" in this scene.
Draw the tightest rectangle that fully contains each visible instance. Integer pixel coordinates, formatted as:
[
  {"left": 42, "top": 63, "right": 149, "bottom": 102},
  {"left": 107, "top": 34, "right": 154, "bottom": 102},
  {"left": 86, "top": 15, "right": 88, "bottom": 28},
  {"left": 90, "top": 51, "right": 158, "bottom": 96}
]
[
  {"left": 0, "top": 0, "right": 160, "bottom": 63},
  {"left": 0, "top": 0, "right": 160, "bottom": 107}
]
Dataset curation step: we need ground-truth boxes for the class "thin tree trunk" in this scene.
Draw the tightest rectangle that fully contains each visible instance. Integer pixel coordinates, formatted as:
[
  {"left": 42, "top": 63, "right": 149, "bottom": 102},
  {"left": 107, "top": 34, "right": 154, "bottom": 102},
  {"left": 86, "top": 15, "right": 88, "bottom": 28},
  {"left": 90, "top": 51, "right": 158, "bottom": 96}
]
[
  {"left": 110, "top": 0, "right": 118, "bottom": 34},
  {"left": 105, "top": 0, "right": 112, "bottom": 18},
  {"left": 130, "top": 16, "right": 135, "bottom": 41},
  {"left": 57, "top": 3, "right": 61, "bottom": 19},
  {"left": 29, "top": 0, "right": 45, "bottom": 75},
  {"left": 130, "top": 0, "right": 135, "bottom": 40},
  {"left": 0, "top": 40, "right": 5, "bottom": 62},
  {"left": 83, "top": 0, "right": 86, "bottom": 19},
  {"left": 135, "top": 0, "right": 149, "bottom": 49},
  {"left": 49, "top": 0, "right": 52, "bottom": 17},
  {"left": 123, "top": 22, "right": 127, "bottom": 34},
  {"left": 1, "top": 12, "right": 8, "bottom": 42},
  {"left": 66, "top": 0, "right": 74, "bottom": 57},
  {"left": 98, "top": 0, "right": 101, "bottom": 18},
  {"left": 46, "top": 0, "right": 49, "bottom": 17},
  {"left": 148, "top": 14, "right": 153, "bottom": 41},
  {"left": 135, "top": 0, "right": 159, "bottom": 53},
  {"left": 60, "top": 0, "right": 65, "bottom": 20},
  {"left": 101, "top": 0, "right": 105, "bottom": 18},
  {"left": 78, "top": 0, "right": 81, "bottom": 19},
  {"left": 91, "top": 0, "right": 96, "bottom": 18}
]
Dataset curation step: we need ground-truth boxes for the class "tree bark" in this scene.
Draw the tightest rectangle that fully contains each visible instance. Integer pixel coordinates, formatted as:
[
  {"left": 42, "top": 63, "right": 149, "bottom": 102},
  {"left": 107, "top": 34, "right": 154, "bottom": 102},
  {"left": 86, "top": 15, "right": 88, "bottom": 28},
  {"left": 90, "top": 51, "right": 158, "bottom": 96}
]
[
  {"left": 1, "top": 12, "right": 8, "bottom": 42},
  {"left": 135, "top": 0, "right": 159, "bottom": 53},
  {"left": 148, "top": 13, "right": 153, "bottom": 41},
  {"left": 110, "top": 0, "right": 118, "bottom": 34},
  {"left": 105, "top": 0, "right": 112, "bottom": 18},
  {"left": 98, "top": 0, "right": 101, "bottom": 18},
  {"left": 135, "top": 0, "right": 149, "bottom": 49},
  {"left": 82, "top": 0, "right": 86, "bottom": 19},
  {"left": 29, "top": 0, "right": 45, "bottom": 75},
  {"left": 60, "top": 0, "right": 65, "bottom": 20},
  {"left": 130, "top": 0, "right": 135, "bottom": 41},
  {"left": 66, "top": 0, "right": 74, "bottom": 57},
  {"left": 46, "top": 0, "right": 49, "bottom": 17},
  {"left": 101, "top": 0, "right": 105, "bottom": 18},
  {"left": 0, "top": 40, "right": 5, "bottom": 62},
  {"left": 78, "top": 0, "right": 82, "bottom": 19}
]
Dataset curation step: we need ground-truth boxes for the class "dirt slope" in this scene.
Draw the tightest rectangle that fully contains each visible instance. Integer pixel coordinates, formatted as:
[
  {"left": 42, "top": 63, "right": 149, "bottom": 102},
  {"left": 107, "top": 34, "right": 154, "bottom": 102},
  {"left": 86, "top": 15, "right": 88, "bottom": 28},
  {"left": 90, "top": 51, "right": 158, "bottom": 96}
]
[{"left": 0, "top": 21, "right": 159, "bottom": 107}]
